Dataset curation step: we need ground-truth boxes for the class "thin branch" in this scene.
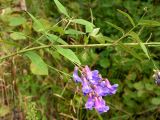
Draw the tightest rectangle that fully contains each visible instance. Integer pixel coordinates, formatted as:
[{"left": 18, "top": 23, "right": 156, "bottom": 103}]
[{"left": 0, "top": 42, "right": 160, "bottom": 61}]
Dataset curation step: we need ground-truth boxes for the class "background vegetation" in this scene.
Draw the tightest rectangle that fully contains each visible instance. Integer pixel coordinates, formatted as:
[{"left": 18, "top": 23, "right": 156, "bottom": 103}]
[{"left": 0, "top": 0, "right": 160, "bottom": 119}]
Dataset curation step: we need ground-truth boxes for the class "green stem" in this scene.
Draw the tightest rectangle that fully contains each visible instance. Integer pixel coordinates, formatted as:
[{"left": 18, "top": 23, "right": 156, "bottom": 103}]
[
  {"left": 23, "top": 18, "right": 65, "bottom": 50},
  {"left": 1, "top": 42, "right": 160, "bottom": 61},
  {"left": 113, "top": 26, "right": 137, "bottom": 45}
]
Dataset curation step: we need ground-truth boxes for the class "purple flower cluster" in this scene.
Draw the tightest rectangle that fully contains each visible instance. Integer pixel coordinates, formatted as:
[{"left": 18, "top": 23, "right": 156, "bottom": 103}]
[{"left": 73, "top": 65, "right": 118, "bottom": 114}]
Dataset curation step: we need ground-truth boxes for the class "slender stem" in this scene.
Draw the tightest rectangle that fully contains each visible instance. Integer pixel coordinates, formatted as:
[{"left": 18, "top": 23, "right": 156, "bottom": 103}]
[
  {"left": 64, "top": 19, "right": 72, "bottom": 30},
  {"left": 48, "top": 65, "right": 72, "bottom": 77},
  {"left": 0, "top": 42, "right": 160, "bottom": 61},
  {"left": 23, "top": 18, "right": 65, "bottom": 50},
  {"left": 90, "top": 8, "right": 94, "bottom": 23},
  {"left": 136, "top": 106, "right": 159, "bottom": 115},
  {"left": 113, "top": 26, "right": 137, "bottom": 45}
]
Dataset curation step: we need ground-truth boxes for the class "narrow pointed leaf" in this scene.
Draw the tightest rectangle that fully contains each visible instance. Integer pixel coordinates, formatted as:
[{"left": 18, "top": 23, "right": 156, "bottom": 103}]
[
  {"left": 71, "top": 19, "right": 94, "bottom": 27},
  {"left": 27, "top": 12, "right": 45, "bottom": 32},
  {"left": 54, "top": 0, "right": 69, "bottom": 17},
  {"left": 117, "top": 9, "right": 136, "bottom": 27},
  {"left": 89, "top": 28, "right": 100, "bottom": 37},
  {"left": 65, "top": 29, "right": 85, "bottom": 35},
  {"left": 85, "top": 25, "right": 94, "bottom": 33},
  {"left": 10, "top": 32, "right": 26, "bottom": 40},
  {"left": 106, "top": 21, "right": 125, "bottom": 35},
  {"left": 46, "top": 33, "right": 68, "bottom": 45},
  {"left": 119, "top": 43, "right": 142, "bottom": 61},
  {"left": 138, "top": 20, "right": 160, "bottom": 27},
  {"left": 56, "top": 47, "right": 81, "bottom": 65},
  {"left": 71, "top": 19, "right": 95, "bottom": 33},
  {"left": 129, "top": 31, "right": 150, "bottom": 59}
]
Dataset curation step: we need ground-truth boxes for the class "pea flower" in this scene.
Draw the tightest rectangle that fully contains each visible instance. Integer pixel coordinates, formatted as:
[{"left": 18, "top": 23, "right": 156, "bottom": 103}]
[
  {"left": 85, "top": 94, "right": 94, "bottom": 110},
  {"left": 73, "top": 66, "right": 82, "bottom": 83},
  {"left": 73, "top": 65, "right": 118, "bottom": 114},
  {"left": 83, "top": 66, "right": 101, "bottom": 85},
  {"left": 82, "top": 77, "right": 92, "bottom": 95},
  {"left": 94, "top": 97, "right": 109, "bottom": 114}
]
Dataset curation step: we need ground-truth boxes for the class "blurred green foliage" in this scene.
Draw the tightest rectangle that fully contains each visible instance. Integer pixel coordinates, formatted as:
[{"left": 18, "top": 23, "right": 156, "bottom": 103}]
[{"left": 0, "top": 0, "right": 160, "bottom": 120}]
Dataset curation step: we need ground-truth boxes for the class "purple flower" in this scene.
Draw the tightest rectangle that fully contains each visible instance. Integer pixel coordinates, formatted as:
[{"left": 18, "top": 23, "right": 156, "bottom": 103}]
[
  {"left": 84, "top": 66, "right": 101, "bottom": 85},
  {"left": 82, "top": 77, "right": 92, "bottom": 95},
  {"left": 85, "top": 94, "right": 94, "bottom": 110},
  {"left": 94, "top": 97, "right": 109, "bottom": 114},
  {"left": 100, "top": 79, "right": 118, "bottom": 95},
  {"left": 73, "top": 66, "right": 82, "bottom": 83},
  {"left": 73, "top": 65, "right": 118, "bottom": 114},
  {"left": 91, "top": 70, "right": 101, "bottom": 83},
  {"left": 94, "top": 85, "right": 108, "bottom": 96},
  {"left": 105, "top": 79, "right": 118, "bottom": 95},
  {"left": 84, "top": 66, "right": 92, "bottom": 80}
]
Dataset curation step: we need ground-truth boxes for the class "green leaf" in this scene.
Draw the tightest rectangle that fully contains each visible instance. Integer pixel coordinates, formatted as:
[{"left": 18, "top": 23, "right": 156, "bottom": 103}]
[
  {"left": 85, "top": 25, "right": 93, "bottom": 33},
  {"left": 145, "top": 83, "right": 154, "bottom": 91},
  {"left": 54, "top": 0, "right": 69, "bottom": 17},
  {"left": 117, "top": 9, "right": 136, "bottom": 27},
  {"left": 71, "top": 19, "right": 94, "bottom": 27},
  {"left": 94, "top": 33, "right": 113, "bottom": 43},
  {"left": 133, "top": 81, "right": 144, "bottom": 90},
  {"left": 89, "top": 28, "right": 100, "bottom": 37},
  {"left": 139, "top": 42, "right": 150, "bottom": 59},
  {"left": 25, "top": 51, "right": 48, "bottom": 75},
  {"left": 65, "top": 29, "right": 85, "bottom": 35},
  {"left": 56, "top": 47, "right": 81, "bottom": 65},
  {"left": 151, "top": 97, "right": 160, "bottom": 105},
  {"left": 99, "top": 59, "right": 110, "bottom": 68},
  {"left": 119, "top": 43, "right": 142, "bottom": 61},
  {"left": 27, "top": 12, "right": 45, "bottom": 32},
  {"left": 71, "top": 19, "right": 95, "bottom": 33},
  {"left": 33, "top": 18, "right": 51, "bottom": 32},
  {"left": 138, "top": 20, "right": 160, "bottom": 27},
  {"left": 52, "top": 26, "right": 65, "bottom": 35},
  {"left": 10, "top": 32, "right": 26, "bottom": 40},
  {"left": 9, "top": 16, "right": 26, "bottom": 26},
  {"left": 129, "top": 31, "right": 150, "bottom": 59},
  {"left": 105, "top": 21, "right": 125, "bottom": 35},
  {"left": 46, "top": 33, "right": 68, "bottom": 45},
  {"left": 93, "top": 33, "right": 105, "bottom": 44},
  {"left": 128, "top": 72, "right": 137, "bottom": 81}
]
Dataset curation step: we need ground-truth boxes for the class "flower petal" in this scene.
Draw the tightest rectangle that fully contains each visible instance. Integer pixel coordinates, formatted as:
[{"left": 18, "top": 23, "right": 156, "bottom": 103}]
[
  {"left": 73, "top": 66, "right": 82, "bottom": 83},
  {"left": 94, "top": 97, "right": 109, "bottom": 114},
  {"left": 94, "top": 85, "right": 108, "bottom": 96},
  {"left": 105, "top": 79, "right": 118, "bottom": 95},
  {"left": 85, "top": 96, "right": 94, "bottom": 110},
  {"left": 82, "top": 78, "right": 92, "bottom": 94},
  {"left": 84, "top": 66, "right": 92, "bottom": 80},
  {"left": 84, "top": 66, "right": 101, "bottom": 85}
]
